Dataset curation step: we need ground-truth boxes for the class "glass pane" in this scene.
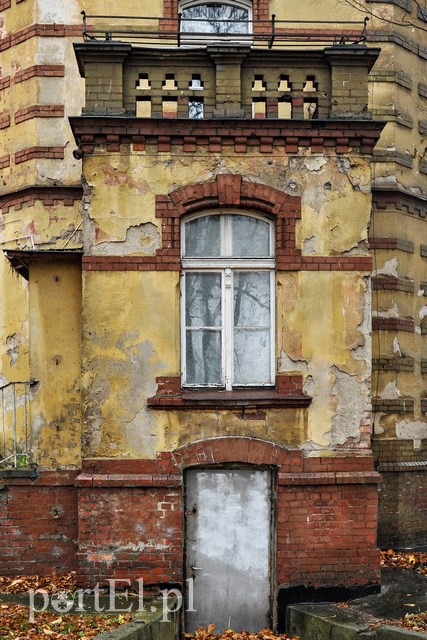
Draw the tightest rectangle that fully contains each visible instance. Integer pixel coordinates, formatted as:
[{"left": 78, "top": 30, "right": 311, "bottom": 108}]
[
  {"left": 186, "top": 329, "right": 222, "bottom": 384},
  {"left": 189, "top": 99, "right": 204, "bottom": 119},
  {"left": 231, "top": 215, "right": 271, "bottom": 257},
  {"left": 181, "top": 4, "right": 249, "bottom": 34},
  {"left": 184, "top": 215, "right": 221, "bottom": 257},
  {"left": 234, "top": 329, "right": 270, "bottom": 384},
  {"left": 186, "top": 272, "right": 222, "bottom": 327},
  {"left": 234, "top": 272, "right": 270, "bottom": 327}
]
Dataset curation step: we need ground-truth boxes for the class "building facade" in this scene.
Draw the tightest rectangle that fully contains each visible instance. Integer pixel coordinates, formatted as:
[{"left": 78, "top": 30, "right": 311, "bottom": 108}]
[{"left": 0, "top": 0, "right": 425, "bottom": 632}]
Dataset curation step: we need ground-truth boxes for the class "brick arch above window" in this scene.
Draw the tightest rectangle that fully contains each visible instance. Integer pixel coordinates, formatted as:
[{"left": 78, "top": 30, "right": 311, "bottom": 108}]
[{"left": 154, "top": 174, "right": 301, "bottom": 270}]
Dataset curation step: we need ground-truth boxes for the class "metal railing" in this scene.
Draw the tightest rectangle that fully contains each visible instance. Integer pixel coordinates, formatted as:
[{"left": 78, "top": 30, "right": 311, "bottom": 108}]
[
  {"left": 81, "top": 11, "right": 369, "bottom": 48},
  {"left": 0, "top": 381, "right": 35, "bottom": 468}
]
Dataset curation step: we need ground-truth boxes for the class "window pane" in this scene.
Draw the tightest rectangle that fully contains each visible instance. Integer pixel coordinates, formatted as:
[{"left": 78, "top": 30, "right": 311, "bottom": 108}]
[
  {"left": 186, "top": 329, "right": 222, "bottom": 384},
  {"left": 184, "top": 215, "right": 221, "bottom": 257},
  {"left": 231, "top": 215, "right": 271, "bottom": 257},
  {"left": 234, "top": 329, "right": 271, "bottom": 384},
  {"left": 234, "top": 272, "right": 270, "bottom": 327},
  {"left": 186, "top": 272, "right": 222, "bottom": 327},
  {"left": 181, "top": 4, "right": 249, "bottom": 34}
]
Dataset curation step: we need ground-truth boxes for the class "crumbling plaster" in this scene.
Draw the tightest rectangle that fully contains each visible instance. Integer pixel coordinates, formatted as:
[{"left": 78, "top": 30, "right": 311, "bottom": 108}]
[{"left": 78, "top": 149, "right": 374, "bottom": 458}]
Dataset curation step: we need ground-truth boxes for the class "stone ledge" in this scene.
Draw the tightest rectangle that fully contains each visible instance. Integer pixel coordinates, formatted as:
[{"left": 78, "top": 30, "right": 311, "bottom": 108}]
[{"left": 287, "top": 603, "right": 427, "bottom": 640}]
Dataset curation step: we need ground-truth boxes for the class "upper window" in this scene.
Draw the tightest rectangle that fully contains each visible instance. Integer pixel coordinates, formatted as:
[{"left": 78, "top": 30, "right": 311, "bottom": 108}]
[
  {"left": 181, "top": 213, "right": 275, "bottom": 390},
  {"left": 179, "top": 0, "right": 252, "bottom": 35}
]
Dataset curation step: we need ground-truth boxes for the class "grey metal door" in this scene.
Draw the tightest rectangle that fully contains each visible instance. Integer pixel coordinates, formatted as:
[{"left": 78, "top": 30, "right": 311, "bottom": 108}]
[{"left": 185, "top": 468, "right": 272, "bottom": 633}]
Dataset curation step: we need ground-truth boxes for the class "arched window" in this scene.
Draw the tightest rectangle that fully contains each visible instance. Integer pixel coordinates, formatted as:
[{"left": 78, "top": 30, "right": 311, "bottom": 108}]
[
  {"left": 179, "top": 0, "right": 252, "bottom": 36},
  {"left": 181, "top": 212, "right": 275, "bottom": 389}
]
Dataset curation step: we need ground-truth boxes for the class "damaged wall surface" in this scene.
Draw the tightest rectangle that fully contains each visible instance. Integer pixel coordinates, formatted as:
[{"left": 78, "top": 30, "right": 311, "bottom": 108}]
[{"left": 0, "top": 0, "right": 426, "bottom": 629}]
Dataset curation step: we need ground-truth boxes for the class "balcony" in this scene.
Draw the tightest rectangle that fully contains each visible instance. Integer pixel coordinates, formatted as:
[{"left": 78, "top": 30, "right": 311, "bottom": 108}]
[
  {"left": 80, "top": 11, "right": 369, "bottom": 49},
  {"left": 74, "top": 23, "right": 379, "bottom": 121}
]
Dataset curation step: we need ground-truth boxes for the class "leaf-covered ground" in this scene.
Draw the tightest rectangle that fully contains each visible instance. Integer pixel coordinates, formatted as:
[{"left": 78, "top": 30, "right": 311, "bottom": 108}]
[
  {"left": 184, "top": 624, "right": 300, "bottom": 640},
  {"left": 380, "top": 549, "right": 427, "bottom": 575},
  {"left": 0, "top": 573, "right": 76, "bottom": 595},
  {"left": 0, "top": 573, "right": 130, "bottom": 639},
  {"left": 0, "top": 603, "right": 131, "bottom": 639}
]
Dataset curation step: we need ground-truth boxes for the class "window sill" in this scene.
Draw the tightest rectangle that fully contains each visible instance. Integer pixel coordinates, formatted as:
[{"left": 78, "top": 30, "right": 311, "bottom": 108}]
[{"left": 147, "top": 388, "right": 312, "bottom": 410}]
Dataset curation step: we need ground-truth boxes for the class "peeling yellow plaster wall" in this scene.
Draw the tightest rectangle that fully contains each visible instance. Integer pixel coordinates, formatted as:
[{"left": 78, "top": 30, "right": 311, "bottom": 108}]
[
  {"left": 79, "top": 148, "right": 373, "bottom": 457},
  {"left": 29, "top": 260, "right": 81, "bottom": 468},
  {"left": 278, "top": 272, "right": 370, "bottom": 447}
]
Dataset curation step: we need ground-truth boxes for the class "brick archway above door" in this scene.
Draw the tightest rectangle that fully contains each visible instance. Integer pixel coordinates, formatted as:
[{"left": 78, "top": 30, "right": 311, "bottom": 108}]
[{"left": 171, "top": 436, "right": 303, "bottom": 471}]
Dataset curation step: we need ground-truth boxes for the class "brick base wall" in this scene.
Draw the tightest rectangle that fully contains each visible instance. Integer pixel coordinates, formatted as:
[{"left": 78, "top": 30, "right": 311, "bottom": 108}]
[
  {"left": 77, "top": 486, "right": 183, "bottom": 586},
  {"left": 0, "top": 472, "right": 78, "bottom": 575},
  {"left": 377, "top": 470, "right": 427, "bottom": 548},
  {"left": 74, "top": 440, "right": 381, "bottom": 590},
  {"left": 373, "top": 439, "right": 427, "bottom": 548},
  {"left": 0, "top": 441, "right": 382, "bottom": 594}
]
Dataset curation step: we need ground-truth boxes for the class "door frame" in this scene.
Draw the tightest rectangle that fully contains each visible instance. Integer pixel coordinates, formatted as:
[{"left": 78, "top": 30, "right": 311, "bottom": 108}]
[{"left": 183, "top": 463, "right": 277, "bottom": 632}]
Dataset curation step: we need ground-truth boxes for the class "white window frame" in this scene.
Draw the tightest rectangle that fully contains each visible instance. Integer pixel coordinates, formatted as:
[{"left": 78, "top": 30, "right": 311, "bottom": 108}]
[
  {"left": 181, "top": 211, "right": 275, "bottom": 390},
  {"left": 178, "top": 0, "right": 253, "bottom": 43}
]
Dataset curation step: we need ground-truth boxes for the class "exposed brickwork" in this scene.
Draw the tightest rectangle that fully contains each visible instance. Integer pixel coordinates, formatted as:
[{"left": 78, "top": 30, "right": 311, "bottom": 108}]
[
  {"left": 421, "top": 398, "right": 427, "bottom": 414},
  {"left": 277, "top": 484, "right": 379, "bottom": 587},
  {"left": 0, "top": 0, "right": 11, "bottom": 9},
  {"left": 0, "top": 472, "right": 78, "bottom": 575},
  {"left": 0, "top": 76, "right": 10, "bottom": 92},
  {"left": 372, "top": 356, "right": 415, "bottom": 372},
  {"left": 75, "top": 442, "right": 380, "bottom": 588},
  {"left": 81, "top": 256, "right": 372, "bottom": 277},
  {"left": 77, "top": 487, "right": 183, "bottom": 586},
  {"left": 372, "top": 398, "right": 415, "bottom": 413},
  {"left": 14, "top": 104, "right": 64, "bottom": 124},
  {"left": 372, "top": 189, "right": 427, "bottom": 220},
  {"left": 154, "top": 376, "right": 181, "bottom": 396},
  {"left": 422, "top": 360, "right": 427, "bottom": 374},
  {"left": 0, "top": 112, "right": 10, "bottom": 130},
  {"left": 146, "top": 374, "right": 309, "bottom": 409},
  {"left": 0, "top": 155, "right": 10, "bottom": 169},
  {"left": 148, "top": 390, "right": 311, "bottom": 410},
  {"left": 369, "top": 237, "right": 414, "bottom": 253},
  {"left": 372, "top": 317, "right": 415, "bottom": 332},
  {"left": 374, "top": 443, "right": 427, "bottom": 546},
  {"left": 70, "top": 116, "right": 384, "bottom": 156},
  {"left": 373, "top": 439, "right": 427, "bottom": 464},
  {"left": 14, "top": 146, "right": 64, "bottom": 164},
  {"left": 276, "top": 374, "right": 303, "bottom": 394},
  {"left": 372, "top": 276, "right": 415, "bottom": 293},
  {"left": 0, "top": 186, "right": 82, "bottom": 214},
  {"left": 0, "top": 24, "right": 82, "bottom": 52},
  {"left": 14, "top": 65, "right": 65, "bottom": 84},
  {"left": 421, "top": 244, "right": 427, "bottom": 258}
]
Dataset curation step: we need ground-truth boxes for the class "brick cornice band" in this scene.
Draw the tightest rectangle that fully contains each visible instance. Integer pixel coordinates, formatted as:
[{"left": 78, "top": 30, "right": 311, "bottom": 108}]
[
  {"left": 0, "top": 186, "right": 83, "bottom": 214},
  {"left": 372, "top": 317, "right": 415, "bottom": 332},
  {"left": 14, "top": 104, "right": 65, "bottom": 124},
  {"left": 14, "top": 146, "right": 64, "bottom": 164},
  {"left": 70, "top": 117, "right": 384, "bottom": 155},
  {"left": 0, "top": 24, "right": 82, "bottom": 52}
]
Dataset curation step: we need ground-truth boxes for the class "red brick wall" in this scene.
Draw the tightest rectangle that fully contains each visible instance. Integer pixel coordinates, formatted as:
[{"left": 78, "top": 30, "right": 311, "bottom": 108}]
[
  {"left": 277, "top": 483, "right": 379, "bottom": 587},
  {"left": 77, "top": 487, "right": 183, "bottom": 586},
  {"left": 0, "top": 472, "right": 78, "bottom": 575},
  {"left": 75, "top": 439, "right": 381, "bottom": 589},
  {"left": 0, "top": 441, "right": 381, "bottom": 590}
]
